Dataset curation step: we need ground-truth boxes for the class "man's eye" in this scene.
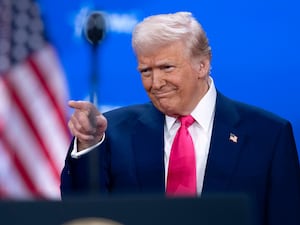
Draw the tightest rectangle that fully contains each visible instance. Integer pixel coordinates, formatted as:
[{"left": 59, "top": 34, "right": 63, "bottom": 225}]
[
  {"left": 163, "top": 65, "right": 174, "bottom": 72},
  {"left": 140, "top": 69, "right": 152, "bottom": 77}
]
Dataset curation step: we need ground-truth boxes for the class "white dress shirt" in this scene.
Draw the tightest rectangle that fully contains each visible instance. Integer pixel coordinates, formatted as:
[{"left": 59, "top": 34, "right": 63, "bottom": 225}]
[
  {"left": 71, "top": 77, "right": 217, "bottom": 195},
  {"left": 164, "top": 77, "right": 216, "bottom": 195}
]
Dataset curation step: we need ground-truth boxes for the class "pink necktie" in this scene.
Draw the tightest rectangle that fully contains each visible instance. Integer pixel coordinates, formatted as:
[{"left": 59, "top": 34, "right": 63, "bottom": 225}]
[{"left": 166, "top": 115, "right": 197, "bottom": 196}]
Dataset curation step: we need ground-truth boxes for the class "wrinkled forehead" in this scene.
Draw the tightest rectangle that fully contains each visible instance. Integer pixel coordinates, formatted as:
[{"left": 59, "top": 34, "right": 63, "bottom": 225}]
[{"left": 134, "top": 40, "right": 189, "bottom": 59}]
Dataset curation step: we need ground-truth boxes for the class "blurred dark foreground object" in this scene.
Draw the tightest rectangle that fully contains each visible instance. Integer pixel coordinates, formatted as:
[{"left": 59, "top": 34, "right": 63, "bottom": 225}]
[{"left": 0, "top": 194, "right": 255, "bottom": 225}]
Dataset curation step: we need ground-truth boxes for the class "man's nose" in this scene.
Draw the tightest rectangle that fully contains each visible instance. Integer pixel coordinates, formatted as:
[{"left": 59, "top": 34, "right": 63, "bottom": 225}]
[{"left": 152, "top": 70, "right": 165, "bottom": 89}]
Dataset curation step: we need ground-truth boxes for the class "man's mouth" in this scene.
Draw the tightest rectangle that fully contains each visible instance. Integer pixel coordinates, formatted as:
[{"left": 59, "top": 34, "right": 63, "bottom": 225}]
[{"left": 152, "top": 90, "right": 175, "bottom": 98}]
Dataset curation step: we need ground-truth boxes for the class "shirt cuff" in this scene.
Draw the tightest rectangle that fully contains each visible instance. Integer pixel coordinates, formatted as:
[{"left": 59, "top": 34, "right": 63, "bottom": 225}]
[{"left": 70, "top": 133, "right": 105, "bottom": 159}]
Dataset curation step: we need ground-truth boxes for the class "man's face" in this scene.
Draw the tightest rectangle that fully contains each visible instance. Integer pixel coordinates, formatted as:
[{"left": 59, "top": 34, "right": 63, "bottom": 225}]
[{"left": 137, "top": 41, "right": 209, "bottom": 117}]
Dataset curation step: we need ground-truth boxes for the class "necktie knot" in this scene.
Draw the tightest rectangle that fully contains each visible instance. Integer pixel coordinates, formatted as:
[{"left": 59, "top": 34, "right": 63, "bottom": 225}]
[{"left": 179, "top": 115, "right": 195, "bottom": 128}]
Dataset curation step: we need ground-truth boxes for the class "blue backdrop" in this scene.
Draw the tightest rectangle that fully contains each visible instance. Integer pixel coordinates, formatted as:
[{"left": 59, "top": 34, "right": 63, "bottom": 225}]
[{"left": 38, "top": 0, "right": 300, "bottom": 155}]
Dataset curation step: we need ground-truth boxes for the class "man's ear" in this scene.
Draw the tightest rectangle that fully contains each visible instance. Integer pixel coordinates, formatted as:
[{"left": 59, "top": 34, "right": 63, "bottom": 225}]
[{"left": 197, "top": 58, "right": 210, "bottom": 79}]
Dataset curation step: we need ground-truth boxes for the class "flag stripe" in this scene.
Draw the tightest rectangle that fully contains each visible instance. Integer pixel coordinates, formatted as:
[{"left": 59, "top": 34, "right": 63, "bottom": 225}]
[
  {"left": 0, "top": 142, "right": 34, "bottom": 199},
  {"left": 0, "top": 87, "right": 62, "bottom": 198},
  {"left": 9, "top": 53, "right": 69, "bottom": 174},
  {"left": 2, "top": 72, "right": 61, "bottom": 181},
  {"left": 34, "top": 46, "right": 67, "bottom": 109},
  {"left": 28, "top": 49, "right": 69, "bottom": 138},
  {"left": 0, "top": 189, "right": 8, "bottom": 198},
  {"left": 0, "top": 132, "right": 42, "bottom": 197}
]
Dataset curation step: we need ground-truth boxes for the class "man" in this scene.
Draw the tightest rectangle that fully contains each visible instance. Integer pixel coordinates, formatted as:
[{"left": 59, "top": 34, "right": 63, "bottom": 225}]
[{"left": 61, "top": 12, "right": 300, "bottom": 225}]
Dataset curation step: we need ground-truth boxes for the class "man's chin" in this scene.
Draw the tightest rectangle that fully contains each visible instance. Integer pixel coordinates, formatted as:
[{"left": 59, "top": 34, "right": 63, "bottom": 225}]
[{"left": 155, "top": 103, "right": 179, "bottom": 117}]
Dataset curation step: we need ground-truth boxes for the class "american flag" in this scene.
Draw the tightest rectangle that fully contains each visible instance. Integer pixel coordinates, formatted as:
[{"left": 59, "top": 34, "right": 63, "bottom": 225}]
[{"left": 0, "top": 0, "right": 70, "bottom": 199}]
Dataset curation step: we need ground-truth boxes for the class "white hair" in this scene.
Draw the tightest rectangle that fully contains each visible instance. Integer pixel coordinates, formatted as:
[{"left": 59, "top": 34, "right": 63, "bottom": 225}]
[{"left": 132, "top": 12, "right": 212, "bottom": 61}]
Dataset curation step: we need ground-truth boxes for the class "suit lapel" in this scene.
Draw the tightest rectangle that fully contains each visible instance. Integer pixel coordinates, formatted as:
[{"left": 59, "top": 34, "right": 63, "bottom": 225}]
[
  {"left": 132, "top": 104, "right": 165, "bottom": 193},
  {"left": 203, "top": 92, "right": 246, "bottom": 193}
]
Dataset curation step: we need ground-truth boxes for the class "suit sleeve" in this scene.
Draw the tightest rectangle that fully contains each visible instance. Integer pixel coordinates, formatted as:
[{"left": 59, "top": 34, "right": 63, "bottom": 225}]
[
  {"left": 267, "top": 121, "right": 300, "bottom": 225},
  {"left": 60, "top": 138, "right": 111, "bottom": 199}
]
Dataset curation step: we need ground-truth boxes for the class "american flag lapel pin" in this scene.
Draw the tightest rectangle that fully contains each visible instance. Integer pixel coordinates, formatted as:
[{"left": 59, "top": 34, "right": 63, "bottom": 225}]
[{"left": 229, "top": 133, "right": 238, "bottom": 143}]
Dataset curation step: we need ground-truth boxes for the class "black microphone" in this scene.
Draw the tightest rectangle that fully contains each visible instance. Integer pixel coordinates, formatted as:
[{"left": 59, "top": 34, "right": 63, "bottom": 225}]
[
  {"left": 84, "top": 11, "right": 107, "bottom": 105},
  {"left": 85, "top": 11, "right": 106, "bottom": 45}
]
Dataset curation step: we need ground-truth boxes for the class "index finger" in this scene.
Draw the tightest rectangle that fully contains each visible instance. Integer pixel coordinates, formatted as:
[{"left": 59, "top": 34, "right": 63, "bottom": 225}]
[{"left": 68, "top": 100, "right": 93, "bottom": 112}]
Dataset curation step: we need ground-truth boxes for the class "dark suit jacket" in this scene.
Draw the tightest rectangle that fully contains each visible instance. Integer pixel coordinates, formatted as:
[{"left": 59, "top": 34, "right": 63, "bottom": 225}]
[{"left": 61, "top": 92, "right": 300, "bottom": 225}]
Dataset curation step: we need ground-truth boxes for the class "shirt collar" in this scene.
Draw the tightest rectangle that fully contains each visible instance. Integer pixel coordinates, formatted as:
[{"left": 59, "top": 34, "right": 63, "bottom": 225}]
[{"left": 165, "top": 76, "right": 217, "bottom": 132}]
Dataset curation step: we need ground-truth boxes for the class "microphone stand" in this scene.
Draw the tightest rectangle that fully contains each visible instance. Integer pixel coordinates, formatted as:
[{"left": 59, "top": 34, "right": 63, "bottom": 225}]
[
  {"left": 84, "top": 11, "right": 106, "bottom": 196},
  {"left": 90, "top": 44, "right": 99, "bottom": 105},
  {"left": 88, "top": 43, "right": 100, "bottom": 195}
]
